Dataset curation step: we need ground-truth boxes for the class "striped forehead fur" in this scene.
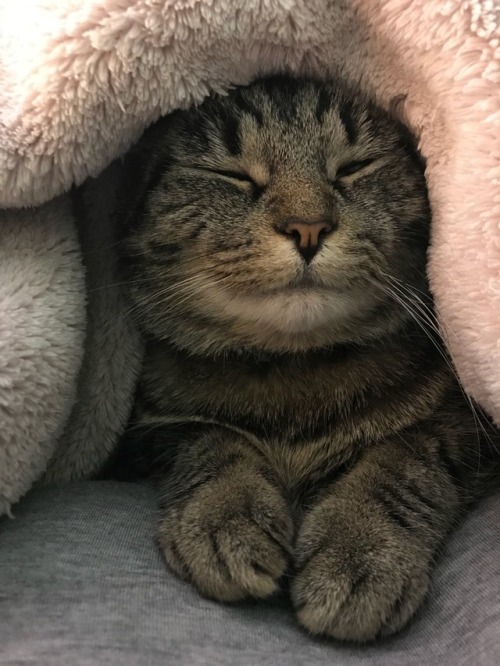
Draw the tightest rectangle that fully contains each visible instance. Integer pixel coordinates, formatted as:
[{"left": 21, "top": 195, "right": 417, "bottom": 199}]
[{"left": 185, "top": 77, "right": 369, "bottom": 157}]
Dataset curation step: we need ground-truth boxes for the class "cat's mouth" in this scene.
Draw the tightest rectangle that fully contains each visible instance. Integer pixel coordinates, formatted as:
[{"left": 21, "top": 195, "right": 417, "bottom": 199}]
[
  {"left": 284, "top": 273, "right": 321, "bottom": 291},
  {"left": 258, "top": 272, "right": 349, "bottom": 298}
]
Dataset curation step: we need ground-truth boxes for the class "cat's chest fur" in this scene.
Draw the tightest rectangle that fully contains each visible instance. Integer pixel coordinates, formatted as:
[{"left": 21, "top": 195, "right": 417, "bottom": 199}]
[{"left": 138, "top": 334, "right": 448, "bottom": 487}]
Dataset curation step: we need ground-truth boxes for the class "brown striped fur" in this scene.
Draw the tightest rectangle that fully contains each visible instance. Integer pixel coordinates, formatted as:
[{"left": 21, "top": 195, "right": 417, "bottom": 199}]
[{"left": 113, "top": 76, "right": 500, "bottom": 642}]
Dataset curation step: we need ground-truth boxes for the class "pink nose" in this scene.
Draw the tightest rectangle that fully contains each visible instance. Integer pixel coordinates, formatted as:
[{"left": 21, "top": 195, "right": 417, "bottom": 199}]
[{"left": 282, "top": 218, "right": 333, "bottom": 263}]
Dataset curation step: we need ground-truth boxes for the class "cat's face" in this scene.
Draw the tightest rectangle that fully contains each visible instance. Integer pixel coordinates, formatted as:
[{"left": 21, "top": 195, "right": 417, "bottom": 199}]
[{"left": 120, "top": 76, "right": 430, "bottom": 354}]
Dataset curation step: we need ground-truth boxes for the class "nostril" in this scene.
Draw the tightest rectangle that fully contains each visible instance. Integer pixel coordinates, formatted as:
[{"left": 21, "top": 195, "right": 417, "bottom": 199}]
[
  {"left": 288, "top": 228, "right": 303, "bottom": 246},
  {"left": 316, "top": 223, "right": 333, "bottom": 243}
]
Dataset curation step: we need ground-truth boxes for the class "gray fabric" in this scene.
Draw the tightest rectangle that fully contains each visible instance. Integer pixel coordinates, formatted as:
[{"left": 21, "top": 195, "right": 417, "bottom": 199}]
[{"left": 1, "top": 482, "right": 499, "bottom": 666}]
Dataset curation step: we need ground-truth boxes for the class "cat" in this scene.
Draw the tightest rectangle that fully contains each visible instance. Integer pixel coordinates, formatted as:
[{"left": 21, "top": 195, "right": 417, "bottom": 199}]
[{"left": 112, "top": 75, "right": 499, "bottom": 642}]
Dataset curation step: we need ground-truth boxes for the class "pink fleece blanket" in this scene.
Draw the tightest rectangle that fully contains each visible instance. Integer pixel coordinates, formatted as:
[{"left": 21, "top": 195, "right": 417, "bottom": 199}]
[{"left": 0, "top": 0, "right": 498, "bottom": 514}]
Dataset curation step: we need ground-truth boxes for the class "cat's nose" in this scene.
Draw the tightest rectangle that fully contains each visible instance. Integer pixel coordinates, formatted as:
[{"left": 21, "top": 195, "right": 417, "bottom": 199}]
[{"left": 282, "top": 217, "right": 333, "bottom": 264}]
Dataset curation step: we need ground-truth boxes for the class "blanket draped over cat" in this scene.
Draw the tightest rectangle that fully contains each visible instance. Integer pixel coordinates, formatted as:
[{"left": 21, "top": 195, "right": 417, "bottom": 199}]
[{"left": 0, "top": 0, "right": 499, "bottom": 516}]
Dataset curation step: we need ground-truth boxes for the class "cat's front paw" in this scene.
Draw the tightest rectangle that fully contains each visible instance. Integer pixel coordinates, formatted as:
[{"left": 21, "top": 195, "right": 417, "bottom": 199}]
[
  {"left": 159, "top": 475, "right": 293, "bottom": 602},
  {"left": 291, "top": 498, "right": 431, "bottom": 642}
]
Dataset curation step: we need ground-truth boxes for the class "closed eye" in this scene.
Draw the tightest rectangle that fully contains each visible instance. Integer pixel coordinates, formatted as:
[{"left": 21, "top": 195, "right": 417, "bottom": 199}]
[
  {"left": 211, "top": 169, "right": 256, "bottom": 185},
  {"left": 336, "top": 159, "right": 375, "bottom": 179}
]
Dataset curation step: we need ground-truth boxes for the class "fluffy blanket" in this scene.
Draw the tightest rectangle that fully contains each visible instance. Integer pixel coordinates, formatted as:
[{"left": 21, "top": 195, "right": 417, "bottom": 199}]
[{"left": 0, "top": 0, "right": 499, "bottom": 516}]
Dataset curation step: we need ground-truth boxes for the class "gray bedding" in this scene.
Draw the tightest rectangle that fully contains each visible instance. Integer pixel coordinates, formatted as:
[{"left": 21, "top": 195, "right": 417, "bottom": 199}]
[{"left": 1, "top": 481, "right": 499, "bottom": 665}]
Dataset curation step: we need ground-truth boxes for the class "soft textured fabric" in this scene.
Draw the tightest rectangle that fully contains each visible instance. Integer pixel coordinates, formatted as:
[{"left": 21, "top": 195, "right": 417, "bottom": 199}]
[
  {"left": 1, "top": 482, "right": 499, "bottom": 665},
  {"left": 0, "top": 1, "right": 499, "bottom": 513},
  {"left": 0, "top": 167, "right": 143, "bottom": 517},
  {"left": 0, "top": 198, "right": 85, "bottom": 516}
]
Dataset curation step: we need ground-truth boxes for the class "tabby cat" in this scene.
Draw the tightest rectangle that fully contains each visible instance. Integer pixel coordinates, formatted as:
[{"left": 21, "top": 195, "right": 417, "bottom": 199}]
[{"left": 113, "top": 75, "right": 499, "bottom": 642}]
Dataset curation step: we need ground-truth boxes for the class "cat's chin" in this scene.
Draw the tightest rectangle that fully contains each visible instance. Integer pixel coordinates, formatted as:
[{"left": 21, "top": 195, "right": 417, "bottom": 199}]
[{"left": 203, "top": 283, "right": 378, "bottom": 337}]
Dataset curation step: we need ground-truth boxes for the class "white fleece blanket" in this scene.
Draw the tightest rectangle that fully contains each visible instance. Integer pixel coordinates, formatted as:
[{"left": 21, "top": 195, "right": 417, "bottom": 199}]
[{"left": 0, "top": 0, "right": 499, "bottom": 515}]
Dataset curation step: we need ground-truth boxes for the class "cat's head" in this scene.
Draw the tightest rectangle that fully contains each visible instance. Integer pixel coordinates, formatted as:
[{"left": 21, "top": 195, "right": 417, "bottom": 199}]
[{"left": 119, "top": 75, "right": 430, "bottom": 354}]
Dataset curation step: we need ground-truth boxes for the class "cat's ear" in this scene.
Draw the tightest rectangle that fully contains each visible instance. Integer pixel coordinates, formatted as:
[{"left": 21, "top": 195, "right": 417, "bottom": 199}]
[
  {"left": 114, "top": 148, "right": 153, "bottom": 238},
  {"left": 115, "top": 117, "right": 176, "bottom": 239},
  {"left": 388, "top": 93, "right": 408, "bottom": 119},
  {"left": 400, "top": 123, "right": 427, "bottom": 174},
  {"left": 386, "top": 95, "right": 427, "bottom": 174}
]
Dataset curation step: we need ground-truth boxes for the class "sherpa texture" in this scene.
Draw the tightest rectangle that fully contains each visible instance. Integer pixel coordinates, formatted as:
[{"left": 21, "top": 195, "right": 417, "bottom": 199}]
[
  {"left": 0, "top": 197, "right": 85, "bottom": 515},
  {"left": 0, "top": 0, "right": 498, "bottom": 514}
]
